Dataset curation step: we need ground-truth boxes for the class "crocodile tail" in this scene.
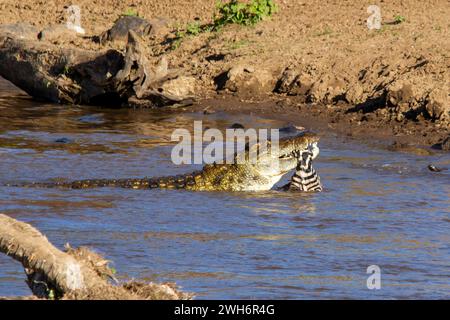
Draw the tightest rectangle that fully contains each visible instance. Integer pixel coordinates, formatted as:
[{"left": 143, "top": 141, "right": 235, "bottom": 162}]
[
  {"left": 145, "top": 171, "right": 202, "bottom": 190},
  {"left": 70, "top": 174, "right": 201, "bottom": 190},
  {"left": 4, "top": 179, "right": 151, "bottom": 189},
  {"left": 5, "top": 171, "right": 203, "bottom": 190}
]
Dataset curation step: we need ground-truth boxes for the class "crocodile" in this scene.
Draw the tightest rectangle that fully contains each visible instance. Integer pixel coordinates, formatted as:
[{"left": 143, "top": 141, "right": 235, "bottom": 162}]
[{"left": 7, "top": 132, "right": 321, "bottom": 192}]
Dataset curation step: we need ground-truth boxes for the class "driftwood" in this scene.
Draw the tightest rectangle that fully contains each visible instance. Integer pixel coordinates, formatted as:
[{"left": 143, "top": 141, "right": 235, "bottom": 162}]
[
  {"left": 0, "top": 28, "right": 194, "bottom": 107},
  {"left": 114, "top": 30, "right": 168, "bottom": 99},
  {"left": 0, "top": 34, "right": 124, "bottom": 104},
  {"left": 0, "top": 214, "right": 191, "bottom": 300}
]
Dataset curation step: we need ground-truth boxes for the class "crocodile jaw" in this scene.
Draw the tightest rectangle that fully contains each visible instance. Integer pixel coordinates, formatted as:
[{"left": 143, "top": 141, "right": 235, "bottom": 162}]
[{"left": 238, "top": 173, "right": 287, "bottom": 191}]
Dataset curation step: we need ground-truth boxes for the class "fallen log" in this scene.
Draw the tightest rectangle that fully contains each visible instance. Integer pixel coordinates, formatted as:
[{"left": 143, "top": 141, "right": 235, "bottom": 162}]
[
  {"left": 0, "top": 34, "right": 124, "bottom": 104},
  {"left": 0, "top": 213, "right": 191, "bottom": 300},
  {"left": 0, "top": 27, "right": 194, "bottom": 107}
]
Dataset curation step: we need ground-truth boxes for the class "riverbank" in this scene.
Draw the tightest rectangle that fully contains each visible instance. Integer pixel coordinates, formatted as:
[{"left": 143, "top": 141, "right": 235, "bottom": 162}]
[
  {"left": 0, "top": 0, "right": 448, "bottom": 148},
  {"left": 193, "top": 97, "right": 448, "bottom": 155},
  {"left": 1, "top": 77, "right": 445, "bottom": 156}
]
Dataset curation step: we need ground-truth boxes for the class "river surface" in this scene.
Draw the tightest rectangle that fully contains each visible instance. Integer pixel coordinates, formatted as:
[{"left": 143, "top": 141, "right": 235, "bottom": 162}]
[{"left": 0, "top": 79, "right": 449, "bottom": 299}]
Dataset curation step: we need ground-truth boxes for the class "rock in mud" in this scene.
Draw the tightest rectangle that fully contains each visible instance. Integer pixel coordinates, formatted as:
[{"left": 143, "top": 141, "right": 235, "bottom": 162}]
[
  {"left": 308, "top": 74, "right": 347, "bottom": 104},
  {"left": 130, "top": 74, "right": 197, "bottom": 108},
  {"left": 386, "top": 80, "right": 449, "bottom": 124},
  {"left": 275, "top": 67, "right": 314, "bottom": 99},
  {"left": 54, "top": 137, "right": 72, "bottom": 144},
  {"left": 38, "top": 24, "right": 81, "bottom": 42},
  {"left": 428, "top": 164, "right": 443, "bottom": 172},
  {"left": 388, "top": 142, "right": 434, "bottom": 156},
  {"left": 155, "top": 75, "right": 196, "bottom": 105},
  {"left": 386, "top": 82, "right": 418, "bottom": 113},
  {"left": 229, "top": 123, "right": 245, "bottom": 129},
  {"left": 276, "top": 67, "right": 346, "bottom": 103},
  {"left": 0, "top": 23, "right": 38, "bottom": 40},
  {"left": 221, "top": 65, "right": 275, "bottom": 97},
  {"left": 425, "top": 88, "right": 449, "bottom": 122},
  {"left": 344, "top": 84, "right": 365, "bottom": 105},
  {"left": 100, "top": 16, "right": 170, "bottom": 44},
  {"left": 274, "top": 67, "right": 299, "bottom": 93},
  {"left": 440, "top": 136, "right": 450, "bottom": 151}
]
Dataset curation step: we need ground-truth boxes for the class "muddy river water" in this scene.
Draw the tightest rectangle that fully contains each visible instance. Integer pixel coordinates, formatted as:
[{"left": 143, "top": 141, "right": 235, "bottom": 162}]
[{"left": 0, "top": 79, "right": 449, "bottom": 299}]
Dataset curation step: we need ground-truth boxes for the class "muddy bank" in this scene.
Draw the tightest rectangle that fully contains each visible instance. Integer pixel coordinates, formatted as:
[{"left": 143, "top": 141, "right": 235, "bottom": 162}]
[
  {"left": 0, "top": 0, "right": 448, "bottom": 148},
  {"left": 189, "top": 96, "right": 448, "bottom": 153}
]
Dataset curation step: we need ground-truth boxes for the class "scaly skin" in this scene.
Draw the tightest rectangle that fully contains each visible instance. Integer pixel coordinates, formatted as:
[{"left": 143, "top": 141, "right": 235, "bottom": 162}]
[{"left": 10, "top": 132, "right": 320, "bottom": 192}]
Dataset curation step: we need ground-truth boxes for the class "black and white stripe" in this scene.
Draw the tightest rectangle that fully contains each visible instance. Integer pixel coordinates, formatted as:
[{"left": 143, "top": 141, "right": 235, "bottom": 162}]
[{"left": 288, "top": 151, "right": 322, "bottom": 192}]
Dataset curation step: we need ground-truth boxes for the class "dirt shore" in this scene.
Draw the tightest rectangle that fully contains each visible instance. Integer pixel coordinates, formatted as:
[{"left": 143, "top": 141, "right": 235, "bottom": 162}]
[{"left": 0, "top": 0, "right": 448, "bottom": 148}]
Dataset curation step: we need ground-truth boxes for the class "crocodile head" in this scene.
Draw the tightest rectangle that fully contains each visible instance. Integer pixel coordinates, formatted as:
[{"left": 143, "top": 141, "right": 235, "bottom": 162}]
[
  {"left": 249, "top": 131, "right": 320, "bottom": 189},
  {"left": 199, "top": 132, "right": 320, "bottom": 191}
]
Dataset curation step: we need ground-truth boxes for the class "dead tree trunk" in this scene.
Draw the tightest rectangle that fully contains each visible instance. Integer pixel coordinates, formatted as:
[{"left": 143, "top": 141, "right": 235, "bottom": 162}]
[
  {"left": 0, "top": 31, "right": 194, "bottom": 107},
  {"left": 0, "top": 214, "right": 190, "bottom": 300},
  {"left": 0, "top": 35, "right": 124, "bottom": 104}
]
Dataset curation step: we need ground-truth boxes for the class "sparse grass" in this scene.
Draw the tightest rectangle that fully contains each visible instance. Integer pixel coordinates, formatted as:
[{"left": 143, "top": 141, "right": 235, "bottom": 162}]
[
  {"left": 186, "top": 22, "right": 202, "bottom": 36},
  {"left": 226, "top": 39, "right": 251, "bottom": 50},
  {"left": 168, "top": 0, "right": 278, "bottom": 50},
  {"left": 213, "top": 0, "right": 278, "bottom": 29},
  {"left": 169, "top": 21, "right": 210, "bottom": 50},
  {"left": 394, "top": 15, "right": 406, "bottom": 24},
  {"left": 122, "top": 8, "right": 139, "bottom": 17},
  {"left": 170, "top": 30, "right": 185, "bottom": 50},
  {"left": 314, "top": 26, "right": 333, "bottom": 37},
  {"left": 63, "top": 65, "right": 71, "bottom": 75},
  {"left": 376, "top": 26, "right": 387, "bottom": 33},
  {"left": 47, "top": 289, "right": 55, "bottom": 300},
  {"left": 366, "top": 25, "right": 387, "bottom": 38}
]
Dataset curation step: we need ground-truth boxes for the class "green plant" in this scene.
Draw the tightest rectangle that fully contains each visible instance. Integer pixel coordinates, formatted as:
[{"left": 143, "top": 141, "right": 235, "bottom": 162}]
[
  {"left": 168, "top": 0, "right": 277, "bottom": 50},
  {"left": 170, "top": 21, "right": 210, "bottom": 50},
  {"left": 169, "top": 29, "right": 186, "bottom": 50},
  {"left": 186, "top": 22, "right": 202, "bottom": 36},
  {"left": 394, "top": 15, "right": 406, "bottom": 24},
  {"left": 47, "top": 289, "right": 55, "bottom": 300},
  {"left": 63, "top": 64, "right": 71, "bottom": 75},
  {"left": 227, "top": 39, "right": 251, "bottom": 50},
  {"left": 315, "top": 26, "right": 333, "bottom": 37},
  {"left": 122, "top": 8, "right": 139, "bottom": 17},
  {"left": 213, "top": 0, "right": 278, "bottom": 29}
]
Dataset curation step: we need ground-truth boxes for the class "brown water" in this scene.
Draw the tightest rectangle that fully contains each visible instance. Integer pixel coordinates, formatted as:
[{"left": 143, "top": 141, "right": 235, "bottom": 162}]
[{"left": 0, "top": 79, "right": 449, "bottom": 299}]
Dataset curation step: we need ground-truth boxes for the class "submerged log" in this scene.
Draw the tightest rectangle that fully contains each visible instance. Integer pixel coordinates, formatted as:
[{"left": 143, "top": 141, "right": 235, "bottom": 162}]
[
  {"left": 0, "top": 28, "right": 194, "bottom": 107},
  {"left": 0, "top": 214, "right": 191, "bottom": 300}
]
